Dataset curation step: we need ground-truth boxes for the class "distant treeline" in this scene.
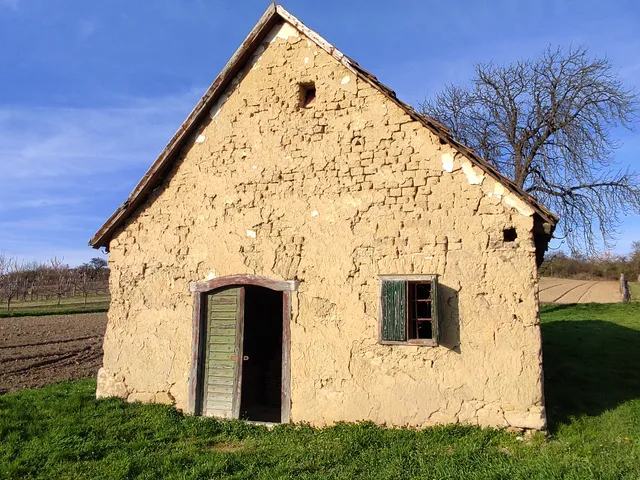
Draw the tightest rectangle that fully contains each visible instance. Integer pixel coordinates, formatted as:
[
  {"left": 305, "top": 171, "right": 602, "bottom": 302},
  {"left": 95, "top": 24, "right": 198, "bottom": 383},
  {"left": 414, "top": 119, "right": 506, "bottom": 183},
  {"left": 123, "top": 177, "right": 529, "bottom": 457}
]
[
  {"left": 544, "top": 242, "right": 640, "bottom": 281},
  {"left": 0, "top": 255, "right": 109, "bottom": 311}
]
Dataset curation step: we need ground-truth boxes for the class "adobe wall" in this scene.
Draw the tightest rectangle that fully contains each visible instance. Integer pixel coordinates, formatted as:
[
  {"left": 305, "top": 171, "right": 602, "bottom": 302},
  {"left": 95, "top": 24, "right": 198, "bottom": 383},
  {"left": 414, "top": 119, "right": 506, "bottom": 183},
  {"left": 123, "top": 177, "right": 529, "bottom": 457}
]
[{"left": 97, "top": 21, "right": 546, "bottom": 430}]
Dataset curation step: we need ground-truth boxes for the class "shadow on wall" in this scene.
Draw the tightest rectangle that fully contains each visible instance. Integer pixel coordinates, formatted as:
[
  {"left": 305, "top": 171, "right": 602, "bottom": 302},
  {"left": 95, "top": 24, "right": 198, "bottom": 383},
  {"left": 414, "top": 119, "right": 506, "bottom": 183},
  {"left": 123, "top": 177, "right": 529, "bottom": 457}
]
[
  {"left": 542, "top": 318, "right": 640, "bottom": 430},
  {"left": 439, "top": 284, "right": 460, "bottom": 353}
]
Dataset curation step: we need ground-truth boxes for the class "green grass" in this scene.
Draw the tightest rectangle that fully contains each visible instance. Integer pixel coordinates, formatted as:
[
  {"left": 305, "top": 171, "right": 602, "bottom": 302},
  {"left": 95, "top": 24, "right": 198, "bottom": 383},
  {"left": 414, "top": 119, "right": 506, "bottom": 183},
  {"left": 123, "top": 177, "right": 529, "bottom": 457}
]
[
  {"left": 0, "top": 295, "right": 109, "bottom": 318},
  {"left": 1, "top": 303, "right": 639, "bottom": 479},
  {"left": 630, "top": 282, "right": 640, "bottom": 301}
]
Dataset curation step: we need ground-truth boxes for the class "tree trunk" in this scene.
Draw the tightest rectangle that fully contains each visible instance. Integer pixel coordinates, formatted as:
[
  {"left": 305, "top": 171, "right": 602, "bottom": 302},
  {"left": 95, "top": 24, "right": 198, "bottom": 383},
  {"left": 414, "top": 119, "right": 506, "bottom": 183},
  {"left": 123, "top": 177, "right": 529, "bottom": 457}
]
[{"left": 620, "top": 274, "right": 631, "bottom": 302}]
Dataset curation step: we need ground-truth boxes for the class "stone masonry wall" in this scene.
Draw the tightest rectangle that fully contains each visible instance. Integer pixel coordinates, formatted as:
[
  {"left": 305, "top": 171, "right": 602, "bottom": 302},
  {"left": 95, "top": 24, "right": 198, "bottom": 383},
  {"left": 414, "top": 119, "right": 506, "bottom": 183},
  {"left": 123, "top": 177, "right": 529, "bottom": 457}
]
[{"left": 97, "top": 21, "right": 546, "bottom": 430}]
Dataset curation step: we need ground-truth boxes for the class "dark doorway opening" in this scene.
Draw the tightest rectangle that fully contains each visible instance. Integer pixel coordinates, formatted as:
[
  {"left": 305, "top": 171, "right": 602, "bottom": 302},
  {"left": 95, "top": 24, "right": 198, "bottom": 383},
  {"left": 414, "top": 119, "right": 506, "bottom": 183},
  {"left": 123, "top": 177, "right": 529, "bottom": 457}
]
[{"left": 240, "top": 286, "right": 283, "bottom": 423}]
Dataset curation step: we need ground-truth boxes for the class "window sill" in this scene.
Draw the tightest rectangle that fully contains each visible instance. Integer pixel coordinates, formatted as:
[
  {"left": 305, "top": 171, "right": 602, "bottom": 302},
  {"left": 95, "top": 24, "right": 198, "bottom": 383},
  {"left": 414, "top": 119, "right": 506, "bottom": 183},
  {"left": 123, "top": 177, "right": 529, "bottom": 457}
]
[{"left": 378, "top": 339, "right": 438, "bottom": 347}]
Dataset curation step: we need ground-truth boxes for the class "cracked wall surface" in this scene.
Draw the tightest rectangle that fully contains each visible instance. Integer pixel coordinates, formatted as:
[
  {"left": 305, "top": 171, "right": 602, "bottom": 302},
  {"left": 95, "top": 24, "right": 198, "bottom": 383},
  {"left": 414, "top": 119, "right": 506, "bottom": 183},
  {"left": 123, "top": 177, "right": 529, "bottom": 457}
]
[{"left": 96, "top": 21, "right": 546, "bottom": 430}]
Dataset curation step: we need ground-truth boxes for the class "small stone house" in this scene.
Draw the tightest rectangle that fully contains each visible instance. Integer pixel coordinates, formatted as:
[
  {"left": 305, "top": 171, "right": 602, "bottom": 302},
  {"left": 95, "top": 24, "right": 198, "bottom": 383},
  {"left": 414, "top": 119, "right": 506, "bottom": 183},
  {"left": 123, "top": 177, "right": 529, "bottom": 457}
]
[{"left": 90, "top": 5, "right": 557, "bottom": 430}]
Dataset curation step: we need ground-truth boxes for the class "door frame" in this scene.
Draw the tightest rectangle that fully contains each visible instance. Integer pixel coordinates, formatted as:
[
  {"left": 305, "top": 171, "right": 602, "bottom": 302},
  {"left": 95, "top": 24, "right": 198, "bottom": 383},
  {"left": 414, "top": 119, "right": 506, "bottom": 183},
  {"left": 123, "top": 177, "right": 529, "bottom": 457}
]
[{"left": 188, "top": 274, "right": 298, "bottom": 423}]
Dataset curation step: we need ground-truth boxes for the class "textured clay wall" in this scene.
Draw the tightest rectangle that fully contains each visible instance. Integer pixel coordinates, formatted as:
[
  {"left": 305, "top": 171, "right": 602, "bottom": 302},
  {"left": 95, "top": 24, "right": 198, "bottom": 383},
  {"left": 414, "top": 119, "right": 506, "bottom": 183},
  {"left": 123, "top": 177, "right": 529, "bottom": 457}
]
[{"left": 97, "top": 21, "right": 546, "bottom": 430}]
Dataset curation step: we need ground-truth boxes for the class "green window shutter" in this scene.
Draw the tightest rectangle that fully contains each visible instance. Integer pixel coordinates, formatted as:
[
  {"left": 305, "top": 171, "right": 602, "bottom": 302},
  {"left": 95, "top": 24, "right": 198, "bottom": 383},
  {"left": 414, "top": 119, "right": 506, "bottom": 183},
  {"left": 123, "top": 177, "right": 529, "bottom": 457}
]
[
  {"left": 381, "top": 280, "right": 407, "bottom": 341},
  {"left": 432, "top": 276, "right": 439, "bottom": 344}
]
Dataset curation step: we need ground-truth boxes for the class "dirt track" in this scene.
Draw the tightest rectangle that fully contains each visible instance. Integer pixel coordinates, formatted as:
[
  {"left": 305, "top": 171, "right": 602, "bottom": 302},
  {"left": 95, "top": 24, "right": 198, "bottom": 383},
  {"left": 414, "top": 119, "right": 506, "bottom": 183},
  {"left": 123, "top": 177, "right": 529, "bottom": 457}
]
[
  {"left": 0, "top": 312, "right": 107, "bottom": 394},
  {"left": 539, "top": 277, "right": 621, "bottom": 304}
]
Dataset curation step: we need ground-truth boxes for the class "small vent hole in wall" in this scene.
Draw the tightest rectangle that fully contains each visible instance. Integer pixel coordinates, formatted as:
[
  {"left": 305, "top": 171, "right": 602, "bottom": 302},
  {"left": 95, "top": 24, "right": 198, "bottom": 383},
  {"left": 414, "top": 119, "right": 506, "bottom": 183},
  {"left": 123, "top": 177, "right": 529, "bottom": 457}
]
[
  {"left": 299, "top": 82, "right": 316, "bottom": 108},
  {"left": 503, "top": 227, "right": 517, "bottom": 242}
]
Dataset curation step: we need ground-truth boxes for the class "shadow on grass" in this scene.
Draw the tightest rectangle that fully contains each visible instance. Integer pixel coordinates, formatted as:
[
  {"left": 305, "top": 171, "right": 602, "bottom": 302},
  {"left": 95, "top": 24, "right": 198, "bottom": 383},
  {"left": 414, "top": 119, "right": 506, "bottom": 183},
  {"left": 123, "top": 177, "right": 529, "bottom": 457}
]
[
  {"left": 539, "top": 303, "right": 581, "bottom": 314},
  {"left": 542, "top": 319, "right": 640, "bottom": 430}
]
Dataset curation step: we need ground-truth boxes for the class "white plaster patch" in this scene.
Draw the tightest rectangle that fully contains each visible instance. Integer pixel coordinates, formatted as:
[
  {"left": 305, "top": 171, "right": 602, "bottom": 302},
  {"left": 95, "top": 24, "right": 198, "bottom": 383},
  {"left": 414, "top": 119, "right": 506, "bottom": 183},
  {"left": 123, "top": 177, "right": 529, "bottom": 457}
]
[
  {"left": 195, "top": 135, "right": 206, "bottom": 144},
  {"left": 246, "top": 44, "right": 267, "bottom": 70},
  {"left": 493, "top": 182, "right": 506, "bottom": 198},
  {"left": 341, "top": 75, "right": 351, "bottom": 85},
  {"left": 503, "top": 194, "right": 535, "bottom": 216},
  {"left": 205, "top": 269, "right": 217, "bottom": 280},
  {"left": 252, "top": 165, "right": 257, "bottom": 170},
  {"left": 230, "top": 71, "right": 243, "bottom": 88},
  {"left": 311, "top": 210, "right": 319, "bottom": 217},
  {"left": 266, "top": 22, "right": 300, "bottom": 43},
  {"left": 209, "top": 93, "right": 229, "bottom": 119},
  {"left": 461, "top": 159, "right": 485, "bottom": 185},
  {"left": 441, "top": 153, "right": 455, "bottom": 173},
  {"left": 252, "top": 45, "right": 265, "bottom": 59},
  {"left": 246, "top": 229, "right": 257, "bottom": 239}
]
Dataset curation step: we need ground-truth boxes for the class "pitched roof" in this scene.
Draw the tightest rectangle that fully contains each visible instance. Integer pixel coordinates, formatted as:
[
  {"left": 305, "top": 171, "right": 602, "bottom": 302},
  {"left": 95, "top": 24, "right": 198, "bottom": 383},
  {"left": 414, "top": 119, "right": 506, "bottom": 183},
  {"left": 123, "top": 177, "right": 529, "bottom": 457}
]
[{"left": 89, "top": 4, "right": 558, "bottom": 249}]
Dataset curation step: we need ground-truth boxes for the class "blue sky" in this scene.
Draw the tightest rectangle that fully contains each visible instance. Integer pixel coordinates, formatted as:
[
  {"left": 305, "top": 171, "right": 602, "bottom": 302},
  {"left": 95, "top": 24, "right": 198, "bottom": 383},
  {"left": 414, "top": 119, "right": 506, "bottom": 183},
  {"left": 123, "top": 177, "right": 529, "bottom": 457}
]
[{"left": 0, "top": 0, "right": 639, "bottom": 266}]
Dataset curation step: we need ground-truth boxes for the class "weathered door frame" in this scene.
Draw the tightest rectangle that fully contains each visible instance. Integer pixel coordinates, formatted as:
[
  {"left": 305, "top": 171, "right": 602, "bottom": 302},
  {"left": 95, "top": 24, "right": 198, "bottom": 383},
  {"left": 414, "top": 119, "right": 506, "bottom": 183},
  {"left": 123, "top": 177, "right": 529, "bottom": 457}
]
[{"left": 188, "top": 274, "right": 298, "bottom": 423}]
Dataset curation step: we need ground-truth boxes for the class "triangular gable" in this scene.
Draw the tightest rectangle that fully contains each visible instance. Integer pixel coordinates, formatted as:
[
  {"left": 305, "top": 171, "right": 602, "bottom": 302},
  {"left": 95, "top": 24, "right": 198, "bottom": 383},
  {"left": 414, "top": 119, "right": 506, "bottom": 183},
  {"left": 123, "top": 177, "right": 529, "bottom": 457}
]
[{"left": 89, "top": 4, "right": 558, "bottom": 249}]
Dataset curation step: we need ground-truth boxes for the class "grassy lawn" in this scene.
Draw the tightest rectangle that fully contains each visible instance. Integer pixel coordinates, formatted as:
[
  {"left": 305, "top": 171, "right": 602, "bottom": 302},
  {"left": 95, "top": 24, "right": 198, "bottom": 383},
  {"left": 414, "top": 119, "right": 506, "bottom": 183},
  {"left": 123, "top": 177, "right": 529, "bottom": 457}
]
[
  {"left": 0, "top": 294, "right": 109, "bottom": 318},
  {"left": 1, "top": 303, "right": 639, "bottom": 479}
]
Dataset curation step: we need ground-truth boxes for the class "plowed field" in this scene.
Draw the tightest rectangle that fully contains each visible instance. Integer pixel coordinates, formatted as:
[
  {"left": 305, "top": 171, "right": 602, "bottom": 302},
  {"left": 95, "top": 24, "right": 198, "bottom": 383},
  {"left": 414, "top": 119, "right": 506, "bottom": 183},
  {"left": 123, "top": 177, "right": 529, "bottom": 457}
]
[
  {"left": 539, "top": 277, "right": 621, "bottom": 304},
  {"left": 0, "top": 312, "right": 107, "bottom": 394}
]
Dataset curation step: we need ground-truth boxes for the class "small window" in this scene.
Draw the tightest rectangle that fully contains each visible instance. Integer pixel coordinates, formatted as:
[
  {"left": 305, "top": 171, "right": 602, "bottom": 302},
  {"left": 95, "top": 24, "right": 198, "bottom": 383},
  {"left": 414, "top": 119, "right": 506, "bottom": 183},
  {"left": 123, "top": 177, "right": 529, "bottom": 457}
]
[
  {"left": 299, "top": 82, "right": 316, "bottom": 108},
  {"left": 503, "top": 227, "right": 517, "bottom": 242},
  {"left": 379, "top": 275, "right": 439, "bottom": 346}
]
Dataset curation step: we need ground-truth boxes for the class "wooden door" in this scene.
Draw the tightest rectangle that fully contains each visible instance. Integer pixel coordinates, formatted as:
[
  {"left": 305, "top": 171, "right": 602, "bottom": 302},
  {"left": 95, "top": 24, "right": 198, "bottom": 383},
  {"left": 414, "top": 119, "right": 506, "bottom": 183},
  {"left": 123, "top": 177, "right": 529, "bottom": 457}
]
[{"left": 202, "top": 287, "right": 244, "bottom": 418}]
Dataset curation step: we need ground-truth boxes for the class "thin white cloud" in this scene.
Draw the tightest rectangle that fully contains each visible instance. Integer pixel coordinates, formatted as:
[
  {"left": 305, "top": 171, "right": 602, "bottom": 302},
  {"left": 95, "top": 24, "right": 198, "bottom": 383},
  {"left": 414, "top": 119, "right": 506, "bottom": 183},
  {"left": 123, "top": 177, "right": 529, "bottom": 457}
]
[
  {"left": 0, "top": 89, "right": 203, "bottom": 265},
  {"left": 78, "top": 20, "right": 97, "bottom": 39},
  {"left": 0, "top": 89, "right": 202, "bottom": 181},
  {"left": 0, "top": 0, "right": 18, "bottom": 11},
  {"left": 0, "top": 197, "right": 81, "bottom": 210}
]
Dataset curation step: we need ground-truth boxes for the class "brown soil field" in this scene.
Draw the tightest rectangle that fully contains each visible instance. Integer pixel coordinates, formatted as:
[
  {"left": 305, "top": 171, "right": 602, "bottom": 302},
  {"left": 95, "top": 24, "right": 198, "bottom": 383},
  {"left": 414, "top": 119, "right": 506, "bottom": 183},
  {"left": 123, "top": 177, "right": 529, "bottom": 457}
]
[
  {"left": 539, "top": 277, "right": 622, "bottom": 304},
  {"left": 0, "top": 312, "right": 107, "bottom": 394}
]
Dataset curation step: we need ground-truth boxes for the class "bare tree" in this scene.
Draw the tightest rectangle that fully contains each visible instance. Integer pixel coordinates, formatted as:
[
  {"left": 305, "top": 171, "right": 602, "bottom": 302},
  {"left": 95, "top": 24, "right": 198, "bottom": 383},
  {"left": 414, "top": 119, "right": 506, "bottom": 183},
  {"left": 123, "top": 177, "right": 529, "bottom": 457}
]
[
  {"left": 420, "top": 45, "right": 640, "bottom": 253},
  {"left": 77, "top": 257, "right": 110, "bottom": 297},
  {"left": 71, "top": 265, "right": 93, "bottom": 306},
  {"left": 0, "top": 255, "right": 24, "bottom": 312},
  {"left": 18, "top": 261, "right": 42, "bottom": 302},
  {"left": 0, "top": 253, "right": 8, "bottom": 310},
  {"left": 0, "top": 255, "right": 109, "bottom": 310},
  {"left": 48, "top": 257, "right": 71, "bottom": 306},
  {"left": 87, "top": 257, "right": 108, "bottom": 270}
]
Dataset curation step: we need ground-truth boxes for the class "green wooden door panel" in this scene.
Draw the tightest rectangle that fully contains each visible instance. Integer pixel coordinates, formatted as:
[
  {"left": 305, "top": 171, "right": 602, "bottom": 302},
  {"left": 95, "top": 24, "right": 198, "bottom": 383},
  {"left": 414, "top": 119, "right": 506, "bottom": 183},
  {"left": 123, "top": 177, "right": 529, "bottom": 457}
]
[
  {"left": 208, "top": 377, "right": 234, "bottom": 385},
  {"left": 207, "top": 367, "right": 235, "bottom": 375},
  {"left": 203, "top": 287, "right": 242, "bottom": 419}
]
